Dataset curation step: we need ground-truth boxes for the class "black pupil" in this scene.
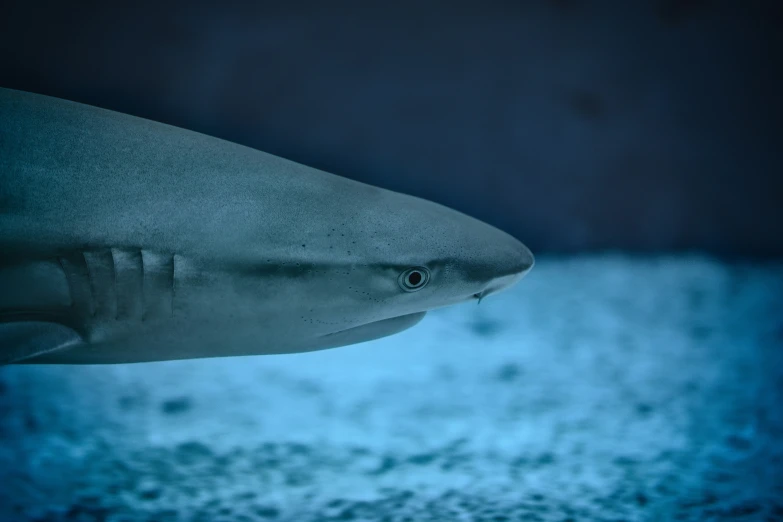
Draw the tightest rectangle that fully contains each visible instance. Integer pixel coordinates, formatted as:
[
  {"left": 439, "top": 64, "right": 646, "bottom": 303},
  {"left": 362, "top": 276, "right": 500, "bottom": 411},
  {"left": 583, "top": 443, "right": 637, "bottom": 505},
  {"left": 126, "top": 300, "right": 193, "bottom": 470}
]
[{"left": 407, "top": 271, "right": 422, "bottom": 286}]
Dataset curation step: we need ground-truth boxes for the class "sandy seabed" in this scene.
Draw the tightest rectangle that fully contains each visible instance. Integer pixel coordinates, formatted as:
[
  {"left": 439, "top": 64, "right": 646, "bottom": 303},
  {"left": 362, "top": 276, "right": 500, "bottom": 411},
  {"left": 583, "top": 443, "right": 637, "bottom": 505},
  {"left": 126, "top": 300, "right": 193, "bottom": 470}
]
[{"left": 1, "top": 255, "right": 782, "bottom": 521}]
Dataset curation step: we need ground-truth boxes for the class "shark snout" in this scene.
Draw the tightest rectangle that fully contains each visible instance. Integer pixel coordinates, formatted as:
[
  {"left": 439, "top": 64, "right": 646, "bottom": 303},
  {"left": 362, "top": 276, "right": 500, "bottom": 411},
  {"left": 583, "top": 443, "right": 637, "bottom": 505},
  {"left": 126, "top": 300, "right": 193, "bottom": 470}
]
[
  {"left": 517, "top": 240, "right": 535, "bottom": 275},
  {"left": 495, "top": 232, "right": 535, "bottom": 278},
  {"left": 505, "top": 238, "right": 534, "bottom": 276},
  {"left": 471, "top": 235, "right": 534, "bottom": 302}
]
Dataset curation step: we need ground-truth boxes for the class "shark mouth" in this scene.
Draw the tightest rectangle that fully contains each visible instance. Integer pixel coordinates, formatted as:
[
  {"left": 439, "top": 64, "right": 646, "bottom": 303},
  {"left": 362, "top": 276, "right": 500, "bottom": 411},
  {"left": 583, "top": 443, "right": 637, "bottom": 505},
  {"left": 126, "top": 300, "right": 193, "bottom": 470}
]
[{"left": 319, "top": 312, "right": 427, "bottom": 348}]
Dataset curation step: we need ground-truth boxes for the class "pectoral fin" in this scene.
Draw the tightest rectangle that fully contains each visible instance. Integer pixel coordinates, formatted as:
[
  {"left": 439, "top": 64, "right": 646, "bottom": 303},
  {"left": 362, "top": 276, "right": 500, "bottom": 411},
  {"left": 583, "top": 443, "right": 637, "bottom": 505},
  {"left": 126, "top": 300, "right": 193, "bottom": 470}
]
[{"left": 0, "top": 321, "right": 83, "bottom": 364}]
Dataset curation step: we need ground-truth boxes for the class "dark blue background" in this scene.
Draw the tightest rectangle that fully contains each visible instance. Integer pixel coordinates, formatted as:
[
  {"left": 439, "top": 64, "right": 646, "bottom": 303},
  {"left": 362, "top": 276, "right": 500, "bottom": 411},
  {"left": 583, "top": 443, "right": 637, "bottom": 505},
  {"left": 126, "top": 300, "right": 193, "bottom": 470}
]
[{"left": 1, "top": 1, "right": 781, "bottom": 256}]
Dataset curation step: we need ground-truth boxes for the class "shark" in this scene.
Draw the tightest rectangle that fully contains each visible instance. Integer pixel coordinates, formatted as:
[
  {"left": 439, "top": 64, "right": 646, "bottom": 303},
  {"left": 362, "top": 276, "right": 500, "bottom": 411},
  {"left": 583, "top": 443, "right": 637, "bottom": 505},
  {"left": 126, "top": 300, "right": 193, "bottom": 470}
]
[{"left": 0, "top": 87, "right": 534, "bottom": 364}]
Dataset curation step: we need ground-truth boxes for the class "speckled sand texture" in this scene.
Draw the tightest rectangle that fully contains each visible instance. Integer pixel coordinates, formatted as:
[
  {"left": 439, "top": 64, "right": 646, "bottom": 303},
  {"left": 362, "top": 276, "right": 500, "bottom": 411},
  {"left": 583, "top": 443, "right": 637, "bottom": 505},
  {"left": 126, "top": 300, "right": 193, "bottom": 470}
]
[{"left": 1, "top": 255, "right": 782, "bottom": 521}]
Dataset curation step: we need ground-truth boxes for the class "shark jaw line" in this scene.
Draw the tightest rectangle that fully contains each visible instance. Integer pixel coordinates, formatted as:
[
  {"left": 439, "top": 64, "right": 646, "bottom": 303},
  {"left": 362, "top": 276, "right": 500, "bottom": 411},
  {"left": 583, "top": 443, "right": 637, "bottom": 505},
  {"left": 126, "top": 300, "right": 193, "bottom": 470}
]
[{"left": 318, "top": 311, "right": 427, "bottom": 344}]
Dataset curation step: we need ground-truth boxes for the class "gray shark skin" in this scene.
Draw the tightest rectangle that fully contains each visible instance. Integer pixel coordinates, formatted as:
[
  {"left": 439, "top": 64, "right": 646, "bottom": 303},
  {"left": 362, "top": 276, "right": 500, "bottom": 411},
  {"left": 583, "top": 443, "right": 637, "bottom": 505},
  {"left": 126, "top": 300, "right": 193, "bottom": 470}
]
[{"left": 0, "top": 88, "right": 533, "bottom": 364}]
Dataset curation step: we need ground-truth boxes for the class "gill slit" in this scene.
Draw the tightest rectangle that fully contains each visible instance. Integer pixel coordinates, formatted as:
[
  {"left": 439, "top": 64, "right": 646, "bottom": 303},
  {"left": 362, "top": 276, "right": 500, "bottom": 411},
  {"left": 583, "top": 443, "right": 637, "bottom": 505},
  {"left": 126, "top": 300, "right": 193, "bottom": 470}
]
[
  {"left": 57, "top": 256, "right": 74, "bottom": 308},
  {"left": 110, "top": 248, "right": 118, "bottom": 320},
  {"left": 141, "top": 249, "right": 146, "bottom": 322},
  {"left": 170, "top": 254, "right": 176, "bottom": 318},
  {"left": 82, "top": 251, "right": 97, "bottom": 317}
]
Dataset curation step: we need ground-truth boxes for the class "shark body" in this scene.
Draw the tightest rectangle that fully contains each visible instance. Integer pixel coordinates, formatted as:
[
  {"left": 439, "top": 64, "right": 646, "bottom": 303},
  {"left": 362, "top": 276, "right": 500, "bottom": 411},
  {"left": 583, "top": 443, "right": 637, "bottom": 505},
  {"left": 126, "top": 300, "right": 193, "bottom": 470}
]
[{"left": 0, "top": 88, "right": 533, "bottom": 364}]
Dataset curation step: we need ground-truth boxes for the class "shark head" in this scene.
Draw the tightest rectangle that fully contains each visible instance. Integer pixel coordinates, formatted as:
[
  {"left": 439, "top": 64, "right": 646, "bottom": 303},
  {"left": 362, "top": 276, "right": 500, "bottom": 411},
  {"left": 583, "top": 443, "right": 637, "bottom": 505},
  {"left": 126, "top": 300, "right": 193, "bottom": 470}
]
[{"left": 248, "top": 182, "right": 535, "bottom": 353}]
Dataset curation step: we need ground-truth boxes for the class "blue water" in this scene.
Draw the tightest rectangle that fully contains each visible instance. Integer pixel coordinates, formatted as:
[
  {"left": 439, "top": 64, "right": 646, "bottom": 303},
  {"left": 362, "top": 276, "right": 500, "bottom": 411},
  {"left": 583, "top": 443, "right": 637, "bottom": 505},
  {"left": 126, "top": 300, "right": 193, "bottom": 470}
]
[{"left": 1, "top": 255, "right": 782, "bottom": 521}]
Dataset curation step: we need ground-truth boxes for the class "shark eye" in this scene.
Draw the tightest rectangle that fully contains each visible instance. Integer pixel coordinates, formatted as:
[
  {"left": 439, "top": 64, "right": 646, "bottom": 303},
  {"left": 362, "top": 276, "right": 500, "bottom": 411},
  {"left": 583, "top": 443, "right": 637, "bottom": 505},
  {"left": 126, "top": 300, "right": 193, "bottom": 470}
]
[{"left": 399, "top": 267, "right": 430, "bottom": 292}]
